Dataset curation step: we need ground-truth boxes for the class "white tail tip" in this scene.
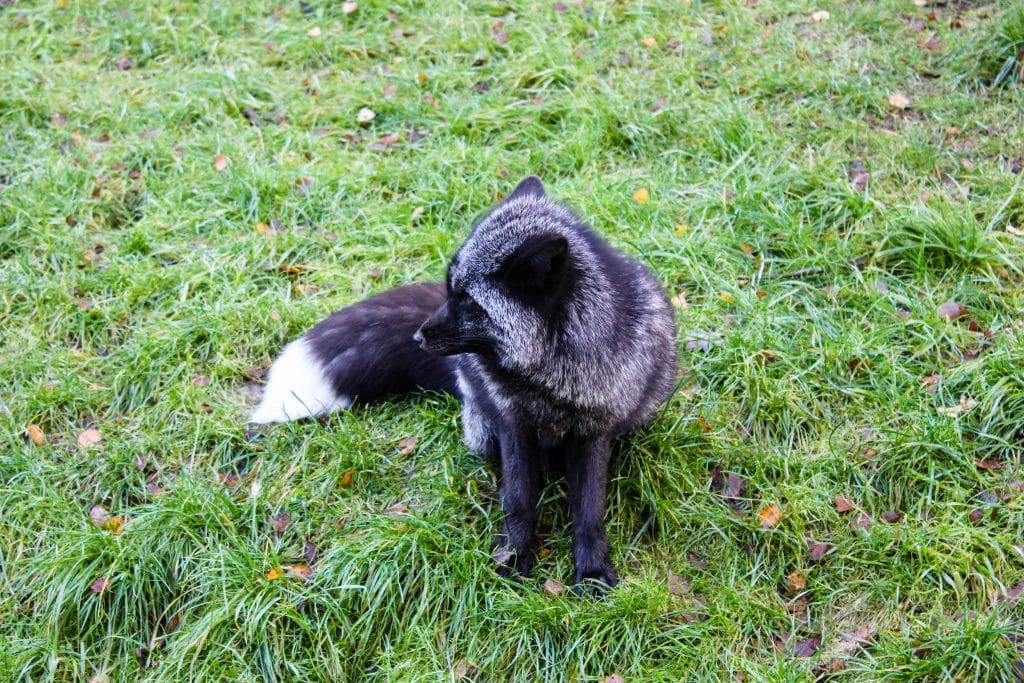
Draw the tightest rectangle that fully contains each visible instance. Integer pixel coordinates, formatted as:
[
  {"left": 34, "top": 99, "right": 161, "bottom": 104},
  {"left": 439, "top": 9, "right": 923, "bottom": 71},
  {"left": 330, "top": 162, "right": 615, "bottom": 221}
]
[{"left": 249, "top": 338, "right": 351, "bottom": 423}]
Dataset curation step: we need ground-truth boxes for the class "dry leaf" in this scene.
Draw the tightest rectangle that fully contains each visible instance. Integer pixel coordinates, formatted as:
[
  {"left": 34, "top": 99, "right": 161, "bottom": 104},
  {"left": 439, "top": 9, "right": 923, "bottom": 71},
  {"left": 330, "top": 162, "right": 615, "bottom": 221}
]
[
  {"left": 1007, "top": 224, "right": 1024, "bottom": 237},
  {"left": 341, "top": 1, "right": 357, "bottom": 13},
  {"left": 214, "top": 154, "right": 229, "bottom": 171},
  {"left": 265, "top": 567, "right": 282, "bottom": 580},
  {"left": 975, "top": 459, "right": 1003, "bottom": 471},
  {"left": 758, "top": 504, "right": 782, "bottom": 528},
  {"left": 356, "top": 107, "right": 376, "bottom": 123},
  {"left": 881, "top": 510, "right": 904, "bottom": 523},
  {"left": 671, "top": 292, "right": 689, "bottom": 310},
  {"left": 640, "top": 37, "right": 656, "bottom": 47},
  {"left": 77, "top": 428, "right": 101, "bottom": 447},
  {"left": 90, "top": 504, "right": 111, "bottom": 528},
  {"left": 811, "top": 10, "right": 830, "bottom": 22},
  {"left": 104, "top": 516, "right": 125, "bottom": 535},
  {"left": 90, "top": 577, "right": 111, "bottom": 593},
  {"left": 851, "top": 512, "right": 872, "bottom": 530},
  {"left": 26, "top": 424, "right": 45, "bottom": 445},
  {"left": 285, "top": 563, "right": 313, "bottom": 580},
  {"left": 794, "top": 636, "right": 821, "bottom": 657},
  {"left": 808, "top": 542, "right": 831, "bottom": 561},
  {"left": 340, "top": 470, "right": 355, "bottom": 487},
  {"left": 307, "top": 26, "right": 322, "bottom": 37},
  {"left": 936, "top": 395, "right": 977, "bottom": 417},
  {"left": 398, "top": 437, "right": 418, "bottom": 455},
  {"left": 936, "top": 301, "right": 963, "bottom": 320},
  {"left": 272, "top": 513, "right": 291, "bottom": 534},
  {"left": 632, "top": 188, "right": 649, "bottom": 203},
  {"left": 192, "top": 375, "right": 211, "bottom": 386},
  {"left": 888, "top": 92, "right": 911, "bottom": 109},
  {"left": 544, "top": 578, "right": 565, "bottom": 596},
  {"left": 411, "top": 206, "right": 425, "bottom": 220},
  {"left": 719, "top": 292, "right": 736, "bottom": 302},
  {"left": 787, "top": 571, "right": 807, "bottom": 592},
  {"left": 603, "top": 676, "right": 625, "bottom": 683},
  {"left": 668, "top": 571, "right": 689, "bottom": 595},
  {"left": 833, "top": 496, "right": 855, "bottom": 513},
  {"left": 384, "top": 503, "right": 409, "bottom": 516}
]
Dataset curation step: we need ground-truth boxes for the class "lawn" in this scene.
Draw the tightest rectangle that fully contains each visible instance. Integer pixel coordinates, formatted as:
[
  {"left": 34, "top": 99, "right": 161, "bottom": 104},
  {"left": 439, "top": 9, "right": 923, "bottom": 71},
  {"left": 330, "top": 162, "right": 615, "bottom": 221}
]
[{"left": 2, "top": 0, "right": 1024, "bottom": 680}]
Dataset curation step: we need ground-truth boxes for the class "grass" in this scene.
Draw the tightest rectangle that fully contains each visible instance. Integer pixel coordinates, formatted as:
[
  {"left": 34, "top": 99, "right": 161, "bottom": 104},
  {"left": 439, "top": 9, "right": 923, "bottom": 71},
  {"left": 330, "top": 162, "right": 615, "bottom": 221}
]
[{"left": 1, "top": 0, "right": 1023, "bottom": 680}]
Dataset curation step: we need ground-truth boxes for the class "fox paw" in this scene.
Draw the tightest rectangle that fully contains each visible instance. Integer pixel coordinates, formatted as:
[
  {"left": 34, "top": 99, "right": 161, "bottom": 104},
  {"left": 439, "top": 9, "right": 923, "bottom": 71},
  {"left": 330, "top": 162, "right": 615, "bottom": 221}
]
[{"left": 573, "top": 565, "right": 618, "bottom": 597}]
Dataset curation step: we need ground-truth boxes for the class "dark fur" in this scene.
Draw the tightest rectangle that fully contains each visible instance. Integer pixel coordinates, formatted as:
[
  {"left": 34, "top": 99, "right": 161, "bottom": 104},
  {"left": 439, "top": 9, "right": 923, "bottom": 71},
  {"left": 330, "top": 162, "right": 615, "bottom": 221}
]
[{"left": 271, "top": 177, "right": 677, "bottom": 593}]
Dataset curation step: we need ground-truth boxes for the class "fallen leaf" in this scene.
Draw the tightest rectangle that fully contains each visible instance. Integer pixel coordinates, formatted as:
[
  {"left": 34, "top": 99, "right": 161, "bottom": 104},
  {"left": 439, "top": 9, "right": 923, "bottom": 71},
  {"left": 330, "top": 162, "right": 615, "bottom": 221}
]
[
  {"left": 90, "top": 504, "right": 111, "bottom": 528},
  {"left": 881, "top": 510, "right": 904, "bottom": 523},
  {"left": 384, "top": 503, "right": 409, "bottom": 516},
  {"left": 192, "top": 375, "right": 211, "bottom": 386},
  {"left": 398, "top": 437, "right": 418, "bottom": 455},
  {"left": 640, "top": 37, "right": 656, "bottom": 47},
  {"left": 632, "top": 188, "right": 649, "bottom": 203},
  {"left": 303, "top": 541, "right": 319, "bottom": 564},
  {"left": 936, "top": 395, "right": 977, "bottom": 417},
  {"left": 77, "top": 428, "right": 101, "bottom": 447},
  {"left": 975, "top": 459, "right": 1003, "bottom": 471},
  {"left": 356, "top": 107, "right": 376, "bottom": 123},
  {"left": 491, "top": 23, "right": 509, "bottom": 45},
  {"left": 668, "top": 571, "right": 689, "bottom": 595},
  {"left": 104, "top": 516, "right": 125, "bottom": 535},
  {"left": 671, "top": 292, "right": 689, "bottom": 309},
  {"left": 214, "top": 154, "right": 229, "bottom": 171},
  {"left": 719, "top": 292, "right": 736, "bottom": 302},
  {"left": 544, "top": 578, "right": 565, "bottom": 596},
  {"left": 411, "top": 206, "right": 425, "bottom": 220},
  {"left": 851, "top": 512, "right": 872, "bottom": 530},
  {"left": 808, "top": 542, "right": 831, "bottom": 561},
  {"left": 786, "top": 571, "right": 807, "bottom": 592},
  {"left": 340, "top": 470, "right": 355, "bottom": 487},
  {"left": 265, "top": 567, "right": 282, "bottom": 580},
  {"left": 116, "top": 57, "right": 133, "bottom": 70},
  {"left": 936, "top": 301, "right": 963, "bottom": 320},
  {"left": 888, "top": 92, "right": 911, "bottom": 109},
  {"left": 26, "top": 424, "right": 45, "bottom": 445},
  {"left": 794, "top": 636, "right": 821, "bottom": 657},
  {"left": 341, "top": 1, "right": 357, "bottom": 12},
  {"left": 272, "top": 513, "right": 291, "bottom": 534},
  {"left": 968, "top": 508, "right": 985, "bottom": 524},
  {"left": 285, "top": 563, "right": 313, "bottom": 580},
  {"left": 811, "top": 10, "right": 830, "bottom": 22},
  {"left": 759, "top": 504, "right": 782, "bottom": 528},
  {"left": 453, "top": 660, "right": 476, "bottom": 678},
  {"left": 603, "top": 676, "right": 625, "bottom": 683},
  {"left": 90, "top": 577, "right": 111, "bottom": 593},
  {"left": 833, "top": 496, "right": 855, "bottom": 513},
  {"left": 307, "top": 26, "right": 322, "bottom": 37}
]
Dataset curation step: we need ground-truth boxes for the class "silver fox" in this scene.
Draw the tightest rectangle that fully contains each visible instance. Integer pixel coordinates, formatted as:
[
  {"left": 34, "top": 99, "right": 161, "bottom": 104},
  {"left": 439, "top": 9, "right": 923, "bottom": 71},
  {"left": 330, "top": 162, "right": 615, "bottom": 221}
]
[{"left": 252, "top": 176, "right": 677, "bottom": 592}]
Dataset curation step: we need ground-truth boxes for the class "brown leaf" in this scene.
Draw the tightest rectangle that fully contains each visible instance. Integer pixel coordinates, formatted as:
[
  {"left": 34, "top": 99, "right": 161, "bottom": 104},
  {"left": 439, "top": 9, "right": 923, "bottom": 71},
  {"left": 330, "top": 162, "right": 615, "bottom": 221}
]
[
  {"left": 77, "top": 428, "right": 102, "bottom": 447},
  {"left": 968, "top": 508, "right": 985, "bottom": 524},
  {"left": 936, "top": 301, "right": 963, "bottom": 320},
  {"left": 384, "top": 503, "right": 409, "bottom": 516},
  {"left": 834, "top": 496, "right": 855, "bottom": 513},
  {"left": 302, "top": 541, "right": 319, "bottom": 564},
  {"left": 544, "top": 578, "right": 565, "bottom": 596},
  {"left": 26, "top": 424, "right": 45, "bottom": 446},
  {"left": 723, "top": 473, "right": 746, "bottom": 499},
  {"left": 265, "top": 567, "right": 282, "bottom": 580},
  {"left": 90, "top": 504, "right": 111, "bottom": 528},
  {"left": 453, "top": 660, "right": 476, "bottom": 678},
  {"left": 285, "top": 563, "right": 313, "bottom": 580},
  {"left": 786, "top": 571, "right": 807, "bottom": 592},
  {"left": 104, "top": 516, "right": 125, "bottom": 535},
  {"left": 214, "top": 154, "right": 229, "bottom": 171},
  {"left": 272, "top": 513, "right": 291, "bottom": 534},
  {"left": 491, "top": 23, "right": 509, "bottom": 45},
  {"left": 881, "top": 510, "right": 904, "bottom": 523},
  {"left": 758, "top": 504, "right": 782, "bottom": 528},
  {"left": 975, "top": 459, "right": 1003, "bottom": 471},
  {"left": 116, "top": 57, "right": 133, "bottom": 70},
  {"left": 632, "top": 188, "right": 649, "bottom": 203},
  {"left": 936, "top": 395, "right": 977, "bottom": 417},
  {"left": 888, "top": 92, "right": 911, "bottom": 109},
  {"left": 668, "top": 571, "right": 689, "bottom": 596},
  {"left": 808, "top": 542, "right": 831, "bottom": 561},
  {"left": 90, "top": 577, "right": 111, "bottom": 593},
  {"left": 340, "top": 470, "right": 355, "bottom": 487},
  {"left": 398, "top": 437, "right": 418, "bottom": 455},
  {"left": 192, "top": 375, "right": 211, "bottom": 386},
  {"left": 794, "top": 636, "right": 821, "bottom": 657},
  {"left": 851, "top": 512, "right": 872, "bottom": 530},
  {"left": 640, "top": 37, "right": 656, "bottom": 47}
]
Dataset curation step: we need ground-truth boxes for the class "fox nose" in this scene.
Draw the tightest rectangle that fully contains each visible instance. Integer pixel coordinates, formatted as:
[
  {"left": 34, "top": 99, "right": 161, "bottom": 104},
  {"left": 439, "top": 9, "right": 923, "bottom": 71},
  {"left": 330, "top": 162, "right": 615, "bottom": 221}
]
[{"left": 412, "top": 329, "right": 424, "bottom": 345}]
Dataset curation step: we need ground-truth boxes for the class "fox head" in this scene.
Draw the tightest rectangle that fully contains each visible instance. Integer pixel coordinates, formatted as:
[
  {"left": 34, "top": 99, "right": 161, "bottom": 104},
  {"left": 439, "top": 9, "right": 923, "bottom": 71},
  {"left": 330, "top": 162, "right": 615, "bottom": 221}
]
[{"left": 414, "top": 176, "right": 591, "bottom": 370}]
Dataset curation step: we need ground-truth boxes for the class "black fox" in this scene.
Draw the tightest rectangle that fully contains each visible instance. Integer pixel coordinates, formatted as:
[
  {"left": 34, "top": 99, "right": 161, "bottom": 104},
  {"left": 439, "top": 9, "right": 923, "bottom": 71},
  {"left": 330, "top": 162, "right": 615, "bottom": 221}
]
[{"left": 251, "top": 176, "right": 677, "bottom": 592}]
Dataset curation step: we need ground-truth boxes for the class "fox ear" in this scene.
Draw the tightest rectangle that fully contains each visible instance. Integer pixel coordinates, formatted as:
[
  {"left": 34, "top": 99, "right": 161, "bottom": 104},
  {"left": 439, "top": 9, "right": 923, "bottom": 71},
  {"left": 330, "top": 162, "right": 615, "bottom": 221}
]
[
  {"left": 501, "top": 233, "right": 568, "bottom": 291},
  {"left": 505, "top": 176, "right": 546, "bottom": 202}
]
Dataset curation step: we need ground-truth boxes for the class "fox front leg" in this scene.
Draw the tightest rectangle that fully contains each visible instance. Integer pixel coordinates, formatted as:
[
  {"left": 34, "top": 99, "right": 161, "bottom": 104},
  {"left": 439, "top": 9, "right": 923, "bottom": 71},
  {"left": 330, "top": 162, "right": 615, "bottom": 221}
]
[
  {"left": 493, "top": 427, "right": 542, "bottom": 578},
  {"left": 564, "top": 435, "right": 617, "bottom": 595}
]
